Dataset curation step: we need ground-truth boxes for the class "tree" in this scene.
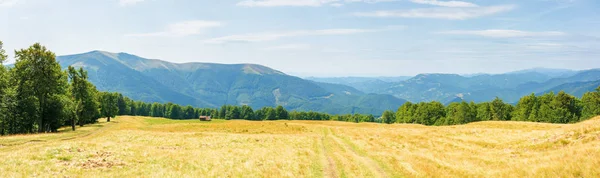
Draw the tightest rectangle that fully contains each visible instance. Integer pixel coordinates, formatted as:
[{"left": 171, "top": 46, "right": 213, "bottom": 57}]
[
  {"left": 240, "top": 105, "right": 255, "bottom": 120},
  {"left": 68, "top": 66, "right": 100, "bottom": 127},
  {"left": 381, "top": 110, "right": 395, "bottom": 124},
  {"left": 0, "top": 40, "right": 9, "bottom": 134},
  {"left": 167, "top": 104, "right": 182, "bottom": 119},
  {"left": 219, "top": 105, "right": 227, "bottom": 119},
  {"left": 225, "top": 106, "right": 240, "bottom": 120},
  {"left": 513, "top": 94, "right": 536, "bottom": 121},
  {"left": 264, "top": 107, "right": 276, "bottom": 120},
  {"left": 117, "top": 94, "right": 128, "bottom": 115},
  {"left": 275, "top": 105, "right": 288, "bottom": 120},
  {"left": 183, "top": 105, "right": 195, "bottom": 119},
  {"left": 581, "top": 88, "right": 600, "bottom": 121},
  {"left": 13, "top": 43, "right": 68, "bottom": 133},
  {"left": 476, "top": 102, "right": 492, "bottom": 121},
  {"left": 100, "top": 92, "right": 119, "bottom": 122},
  {"left": 549, "top": 91, "right": 579, "bottom": 123},
  {"left": 396, "top": 102, "right": 415, "bottom": 123},
  {"left": 490, "top": 97, "right": 510, "bottom": 121}
]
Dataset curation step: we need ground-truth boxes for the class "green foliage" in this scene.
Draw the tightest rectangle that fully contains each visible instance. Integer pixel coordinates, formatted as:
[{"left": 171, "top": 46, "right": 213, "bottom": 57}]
[
  {"left": 381, "top": 110, "right": 395, "bottom": 124},
  {"left": 275, "top": 105, "right": 289, "bottom": 120},
  {"left": 225, "top": 106, "right": 240, "bottom": 120},
  {"left": 264, "top": 107, "right": 276, "bottom": 120},
  {"left": 100, "top": 92, "right": 119, "bottom": 122},
  {"left": 68, "top": 66, "right": 100, "bottom": 126},
  {"left": 581, "top": 91, "right": 600, "bottom": 121},
  {"left": 13, "top": 43, "right": 69, "bottom": 133},
  {"left": 396, "top": 102, "right": 415, "bottom": 123},
  {"left": 440, "top": 101, "right": 477, "bottom": 125},
  {"left": 490, "top": 97, "right": 512, "bottom": 121},
  {"left": 240, "top": 105, "right": 255, "bottom": 120}
]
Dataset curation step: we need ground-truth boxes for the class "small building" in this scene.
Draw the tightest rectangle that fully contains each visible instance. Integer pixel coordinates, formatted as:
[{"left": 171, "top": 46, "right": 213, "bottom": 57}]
[{"left": 199, "top": 116, "right": 212, "bottom": 121}]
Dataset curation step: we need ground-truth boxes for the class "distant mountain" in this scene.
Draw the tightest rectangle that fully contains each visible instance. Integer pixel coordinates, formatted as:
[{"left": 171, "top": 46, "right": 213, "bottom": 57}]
[
  {"left": 542, "top": 80, "right": 600, "bottom": 98},
  {"left": 305, "top": 76, "right": 410, "bottom": 94},
  {"left": 308, "top": 69, "right": 600, "bottom": 104},
  {"left": 57, "top": 51, "right": 406, "bottom": 115},
  {"left": 508, "top": 68, "right": 577, "bottom": 78}
]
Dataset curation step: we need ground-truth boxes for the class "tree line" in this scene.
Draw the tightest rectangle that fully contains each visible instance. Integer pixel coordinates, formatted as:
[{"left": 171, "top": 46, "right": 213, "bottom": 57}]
[{"left": 383, "top": 89, "right": 600, "bottom": 125}]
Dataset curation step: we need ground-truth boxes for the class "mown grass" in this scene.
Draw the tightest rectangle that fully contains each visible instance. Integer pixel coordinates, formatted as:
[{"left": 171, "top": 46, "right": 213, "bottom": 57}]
[{"left": 0, "top": 116, "right": 599, "bottom": 177}]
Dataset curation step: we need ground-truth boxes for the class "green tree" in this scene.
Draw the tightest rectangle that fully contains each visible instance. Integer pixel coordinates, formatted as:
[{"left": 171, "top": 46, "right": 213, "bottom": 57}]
[
  {"left": 100, "top": 92, "right": 119, "bottom": 122},
  {"left": 413, "top": 102, "right": 445, "bottom": 125},
  {"left": 225, "top": 106, "right": 240, "bottom": 120},
  {"left": 240, "top": 105, "right": 255, "bottom": 120},
  {"left": 264, "top": 107, "right": 276, "bottom": 120},
  {"left": 219, "top": 105, "right": 227, "bottom": 119},
  {"left": 381, "top": 110, "right": 395, "bottom": 124},
  {"left": 275, "top": 105, "right": 289, "bottom": 120},
  {"left": 549, "top": 91, "right": 579, "bottom": 123},
  {"left": 167, "top": 104, "right": 182, "bottom": 119},
  {"left": 513, "top": 94, "right": 536, "bottom": 121},
  {"left": 396, "top": 102, "right": 415, "bottom": 123},
  {"left": 68, "top": 66, "right": 100, "bottom": 127},
  {"left": 14, "top": 43, "right": 69, "bottom": 133},
  {"left": 581, "top": 87, "right": 600, "bottom": 121},
  {"left": 476, "top": 102, "right": 492, "bottom": 121},
  {"left": 117, "top": 94, "right": 128, "bottom": 115},
  {"left": 183, "top": 105, "right": 195, "bottom": 119},
  {"left": 0, "top": 40, "right": 10, "bottom": 134},
  {"left": 490, "top": 97, "right": 510, "bottom": 121}
]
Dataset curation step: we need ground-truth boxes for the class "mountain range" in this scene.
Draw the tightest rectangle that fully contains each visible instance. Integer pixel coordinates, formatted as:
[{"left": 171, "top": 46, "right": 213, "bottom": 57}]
[
  {"left": 309, "top": 68, "right": 600, "bottom": 104},
  {"left": 48, "top": 51, "right": 600, "bottom": 115},
  {"left": 56, "top": 51, "right": 407, "bottom": 115}
]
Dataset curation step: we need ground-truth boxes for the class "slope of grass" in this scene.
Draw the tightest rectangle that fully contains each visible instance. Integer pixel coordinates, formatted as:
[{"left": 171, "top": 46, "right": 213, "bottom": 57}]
[{"left": 1, "top": 116, "right": 599, "bottom": 177}]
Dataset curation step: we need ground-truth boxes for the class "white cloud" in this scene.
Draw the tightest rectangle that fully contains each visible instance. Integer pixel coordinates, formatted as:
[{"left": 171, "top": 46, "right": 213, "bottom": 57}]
[
  {"left": 119, "top": 0, "right": 145, "bottom": 6},
  {"left": 237, "top": 0, "right": 337, "bottom": 7},
  {"left": 353, "top": 5, "right": 515, "bottom": 20},
  {"left": 410, "top": 0, "right": 478, "bottom": 7},
  {"left": 126, "top": 20, "right": 222, "bottom": 37},
  {"left": 0, "top": 0, "right": 19, "bottom": 7},
  {"left": 330, "top": 3, "right": 344, "bottom": 7},
  {"left": 438, "top": 29, "right": 566, "bottom": 38},
  {"left": 264, "top": 44, "right": 311, "bottom": 50},
  {"left": 205, "top": 28, "right": 388, "bottom": 44},
  {"left": 236, "top": 0, "right": 395, "bottom": 7}
]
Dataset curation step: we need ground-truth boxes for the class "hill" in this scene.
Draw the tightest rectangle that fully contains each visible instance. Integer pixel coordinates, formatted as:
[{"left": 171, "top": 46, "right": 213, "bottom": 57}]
[{"left": 57, "top": 51, "right": 406, "bottom": 115}]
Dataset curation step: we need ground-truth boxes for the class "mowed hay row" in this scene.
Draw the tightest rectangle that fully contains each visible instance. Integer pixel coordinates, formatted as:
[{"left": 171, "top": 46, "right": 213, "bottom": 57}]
[{"left": 0, "top": 116, "right": 599, "bottom": 177}]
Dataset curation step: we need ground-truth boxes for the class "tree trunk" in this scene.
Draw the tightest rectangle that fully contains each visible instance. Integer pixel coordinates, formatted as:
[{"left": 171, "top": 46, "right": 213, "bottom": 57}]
[
  {"left": 107, "top": 116, "right": 111, "bottom": 122},
  {"left": 71, "top": 119, "right": 76, "bottom": 131}
]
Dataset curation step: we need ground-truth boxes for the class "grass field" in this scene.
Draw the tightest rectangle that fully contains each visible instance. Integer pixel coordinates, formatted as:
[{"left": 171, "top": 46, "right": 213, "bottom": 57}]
[{"left": 1, "top": 116, "right": 599, "bottom": 177}]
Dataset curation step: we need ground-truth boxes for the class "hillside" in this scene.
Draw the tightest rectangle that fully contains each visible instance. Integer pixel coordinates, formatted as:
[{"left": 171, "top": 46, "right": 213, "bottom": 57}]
[
  {"left": 1, "top": 116, "right": 599, "bottom": 177},
  {"left": 57, "top": 51, "right": 406, "bottom": 115}
]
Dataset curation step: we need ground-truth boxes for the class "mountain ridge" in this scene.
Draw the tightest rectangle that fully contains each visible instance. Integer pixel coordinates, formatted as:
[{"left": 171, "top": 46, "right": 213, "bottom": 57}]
[{"left": 56, "top": 51, "right": 407, "bottom": 115}]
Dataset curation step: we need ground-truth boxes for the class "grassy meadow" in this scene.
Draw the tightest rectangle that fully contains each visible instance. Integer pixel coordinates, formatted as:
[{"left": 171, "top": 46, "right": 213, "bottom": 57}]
[{"left": 1, "top": 116, "right": 599, "bottom": 177}]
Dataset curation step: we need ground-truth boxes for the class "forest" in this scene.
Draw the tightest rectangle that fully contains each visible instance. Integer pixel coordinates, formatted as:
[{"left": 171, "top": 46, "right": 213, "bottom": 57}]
[{"left": 1, "top": 42, "right": 600, "bottom": 135}]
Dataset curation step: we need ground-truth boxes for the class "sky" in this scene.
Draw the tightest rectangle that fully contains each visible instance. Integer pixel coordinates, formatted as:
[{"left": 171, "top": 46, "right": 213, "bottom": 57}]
[{"left": 0, "top": 0, "right": 599, "bottom": 77}]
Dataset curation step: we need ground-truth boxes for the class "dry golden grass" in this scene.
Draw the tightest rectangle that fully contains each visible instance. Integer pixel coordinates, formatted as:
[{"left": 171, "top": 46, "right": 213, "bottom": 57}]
[{"left": 1, "top": 116, "right": 599, "bottom": 177}]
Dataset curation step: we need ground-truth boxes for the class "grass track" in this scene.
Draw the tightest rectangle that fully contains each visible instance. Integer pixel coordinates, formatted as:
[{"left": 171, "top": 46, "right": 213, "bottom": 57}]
[{"left": 1, "top": 116, "right": 600, "bottom": 177}]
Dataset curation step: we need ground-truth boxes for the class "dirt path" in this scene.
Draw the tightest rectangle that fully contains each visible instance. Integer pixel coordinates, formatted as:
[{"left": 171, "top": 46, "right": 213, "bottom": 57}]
[
  {"left": 329, "top": 128, "right": 389, "bottom": 178},
  {"left": 321, "top": 134, "right": 339, "bottom": 178}
]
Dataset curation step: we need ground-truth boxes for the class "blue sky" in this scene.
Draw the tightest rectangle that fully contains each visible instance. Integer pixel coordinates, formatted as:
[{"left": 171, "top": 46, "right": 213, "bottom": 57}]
[{"left": 0, "top": 0, "right": 599, "bottom": 76}]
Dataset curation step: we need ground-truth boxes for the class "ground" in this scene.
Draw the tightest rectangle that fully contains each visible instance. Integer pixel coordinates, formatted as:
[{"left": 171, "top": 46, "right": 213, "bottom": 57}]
[{"left": 1, "top": 116, "right": 600, "bottom": 177}]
